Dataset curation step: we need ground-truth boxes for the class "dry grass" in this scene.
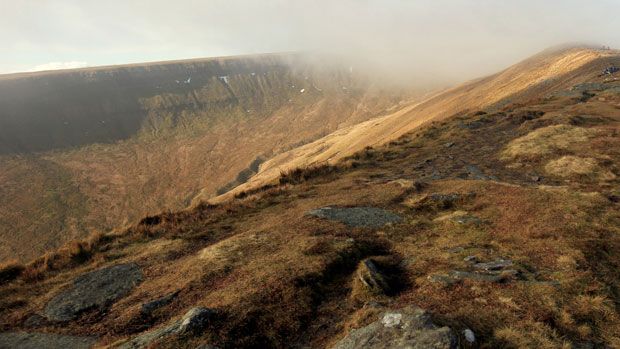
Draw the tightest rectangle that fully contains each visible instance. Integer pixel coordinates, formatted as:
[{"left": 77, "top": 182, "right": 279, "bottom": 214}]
[
  {"left": 278, "top": 163, "right": 343, "bottom": 185},
  {"left": 545, "top": 155, "right": 616, "bottom": 180},
  {"left": 502, "top": 124, "right": 597, "bottom": 160},
  {"left": 20, "top": 230, "right": 109, "bottom": 282}
]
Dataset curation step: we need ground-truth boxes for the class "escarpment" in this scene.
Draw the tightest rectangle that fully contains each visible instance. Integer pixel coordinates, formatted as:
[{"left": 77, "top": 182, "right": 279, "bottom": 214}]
[{"left": 0, "top": 54, "right": 418, "bottom": 261}]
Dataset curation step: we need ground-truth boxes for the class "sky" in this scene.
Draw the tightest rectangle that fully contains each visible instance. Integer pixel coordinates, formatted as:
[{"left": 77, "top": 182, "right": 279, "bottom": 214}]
[{"left": 1, "top": 0, "right": 619, "bottom": 82}]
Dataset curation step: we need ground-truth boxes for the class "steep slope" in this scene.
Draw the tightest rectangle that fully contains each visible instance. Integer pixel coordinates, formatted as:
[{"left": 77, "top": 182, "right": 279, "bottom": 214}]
[
  {"left": 214, "top": 47, "right": 618, "bottom": 201},
  {"left": 0, "top": 54, "right": 419, "bottom": 261},
  {"left": 1, "top": 47, "right": 619, "bottom": 348}
]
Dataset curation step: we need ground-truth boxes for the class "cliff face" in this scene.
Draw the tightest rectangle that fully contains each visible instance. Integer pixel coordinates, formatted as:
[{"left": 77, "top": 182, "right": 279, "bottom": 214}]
[
  {"left": 0, "top": 54, "right": 413, "bottom": 261},
  {"left": 0, "top": 54, "right": 331, "bottom": 154}
]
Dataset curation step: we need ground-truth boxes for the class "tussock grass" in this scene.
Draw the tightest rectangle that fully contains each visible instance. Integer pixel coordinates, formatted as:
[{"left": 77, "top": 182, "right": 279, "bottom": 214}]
[
  {"left": 279, "top": 163, "right": 342, "bottom": 185},
  {"left": 21, "top": 230, "right": 109, "bottom": 282}
]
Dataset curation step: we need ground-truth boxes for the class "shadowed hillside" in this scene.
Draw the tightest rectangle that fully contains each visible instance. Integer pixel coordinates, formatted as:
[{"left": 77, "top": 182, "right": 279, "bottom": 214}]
[
  {"left": 0, "top": 54, "right": 420, "bottom": 261},
  {"left": 1, "top": 46, "right": 619, "bottom": 348}
]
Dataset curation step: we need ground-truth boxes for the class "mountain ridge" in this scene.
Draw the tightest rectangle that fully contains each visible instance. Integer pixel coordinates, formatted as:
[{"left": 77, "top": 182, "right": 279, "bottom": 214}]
[{"left": 1, "top": 44, "right": 619, "bottom": 348}]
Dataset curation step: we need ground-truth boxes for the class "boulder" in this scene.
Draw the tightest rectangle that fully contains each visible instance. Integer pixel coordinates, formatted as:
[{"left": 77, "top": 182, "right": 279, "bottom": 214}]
[
  {"left": 0, "top": 332, "right": 96, "bottom": 349},
  {"left": 473, "top": 259, "right": 513, "bottom": 271},
  {"left": 119, "top": 307, "right": 216, "bottom": 349},
  {"left": 357, "top": 259, "right": 390, "bottom": 295},
  {"left": 332, "top": 306, "right": 457, "bottom": 349},
  {"left": 307, "top": 207, "right": 402, "bottom": 228},
  {"left": 44, "top": 263, "right": 142, "bottom": 322}
]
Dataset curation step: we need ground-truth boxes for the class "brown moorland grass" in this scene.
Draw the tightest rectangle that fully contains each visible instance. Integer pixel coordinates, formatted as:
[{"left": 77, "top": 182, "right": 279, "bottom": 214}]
[{"left": 1, "top": 68, "right": 619, "bottom": 348}]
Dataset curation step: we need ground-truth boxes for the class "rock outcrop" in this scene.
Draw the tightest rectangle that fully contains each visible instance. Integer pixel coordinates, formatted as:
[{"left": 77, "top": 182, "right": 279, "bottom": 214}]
[
  {"left": 44, "top": 263, "right": 142, "bottom": 322},
  {"left": 332, "top": 306, "right": 457, "bottom": 349}
]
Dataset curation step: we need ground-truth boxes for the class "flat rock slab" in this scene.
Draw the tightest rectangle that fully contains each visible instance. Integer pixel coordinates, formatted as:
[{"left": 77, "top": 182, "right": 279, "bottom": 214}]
[
  {"left": 332, "top": 306, "right": 457, "bottom": 349},
  {"left": 0, "top": 332, "right": 96, "bottom": 349},
  {"left": 307, "top": 207, "right": 402, "bottom": 228},
  {"left": 44, "top": 263, "right": 143, "bottom": 322}
]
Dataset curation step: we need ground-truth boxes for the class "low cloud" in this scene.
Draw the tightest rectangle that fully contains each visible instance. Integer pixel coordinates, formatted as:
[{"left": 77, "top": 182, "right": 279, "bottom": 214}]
[{"left": 30, "top": 61, "right": 89, "bottom": 72}]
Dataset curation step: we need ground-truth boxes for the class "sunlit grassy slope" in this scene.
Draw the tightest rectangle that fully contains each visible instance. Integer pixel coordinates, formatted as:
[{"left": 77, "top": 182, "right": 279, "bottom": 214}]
[{"left": 213, "top": 47, "right": 617, "bottom": 202}]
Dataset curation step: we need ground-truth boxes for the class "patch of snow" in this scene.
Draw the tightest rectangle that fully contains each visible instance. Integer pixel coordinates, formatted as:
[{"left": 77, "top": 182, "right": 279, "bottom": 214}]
[
  {"left": 300, "top": 88, "right": 305, "bottom": 93},
  {"left": 251, "top": 72, "right": 256, "bottom": 76},
  {"left": 185, "top": 77, "right": 191, "bottom": 84},
  {"left": 219, "top": 76, "right": 229, "bottom": 84}
]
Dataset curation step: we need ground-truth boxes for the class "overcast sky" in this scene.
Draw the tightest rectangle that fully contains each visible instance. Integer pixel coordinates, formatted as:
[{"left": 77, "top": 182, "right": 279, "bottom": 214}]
[{"left": 1, "top": 0, "right": 619, "bottom": 81}]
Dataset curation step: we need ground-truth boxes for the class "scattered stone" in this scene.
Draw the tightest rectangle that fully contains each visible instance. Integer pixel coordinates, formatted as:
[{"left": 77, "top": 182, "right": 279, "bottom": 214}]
[
  {"left": 332, "top": 306, "right": 457, "bottom": 349},
  {"left": 429, "top": 170, "right": 444, "bottom": 180},
  {"left": 444, "top": 142, "right": 455, "bottom": 148},
  {"left": 463, "top": 256, "right": 478, "bottom": 263},
  {"left": 307, "top": 207, "right": 402, "bottom": 228},
  {"left": 141, "top": 291, "right": 180, "bottom": 316},
  {"left": 447, "top": 247, "right": 465, "bottom": 254},
  {"left": 119, "top": 307, "right": 216, "bottom": 349},
  {"left": 531, "top": 175, "right": 542, "bottom": 182},
  {"left": 428, "top": 274, "right": 458, "bottom": 287},
  {"left": 452, "top": 214, "right": 482, "bottom": 225},
  {"left": 463, "top": 328, "right": 476, "bottom": 344},
  {"left": 429, "top": 269, "right": 519, "bottom": 286},
  {"left": 464, "top": 165, "right": 497, "bottom": 181},
  {"left": 468, "top": 269, "right": 518, "bottom": 279},
  {"left": 0, "top": 332, "right": 96, "bottom": 349},
  {"left": 571, "top": 82, "right": 608, "bottom": 92},
  {"left": 44, "top": 263, "right": 142, "bottom": 322},
  {"left": 413, "top": 158, "right": 434, "bottom": 169},
  {"left": 357, "top": 259, "right": 390, "bottom": 295},
  {"left": 473, "top": 259, "right": 513, "bottom": 271},
  {"left": 434, "top": 211, "right": 481, "bottom": 225}
]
